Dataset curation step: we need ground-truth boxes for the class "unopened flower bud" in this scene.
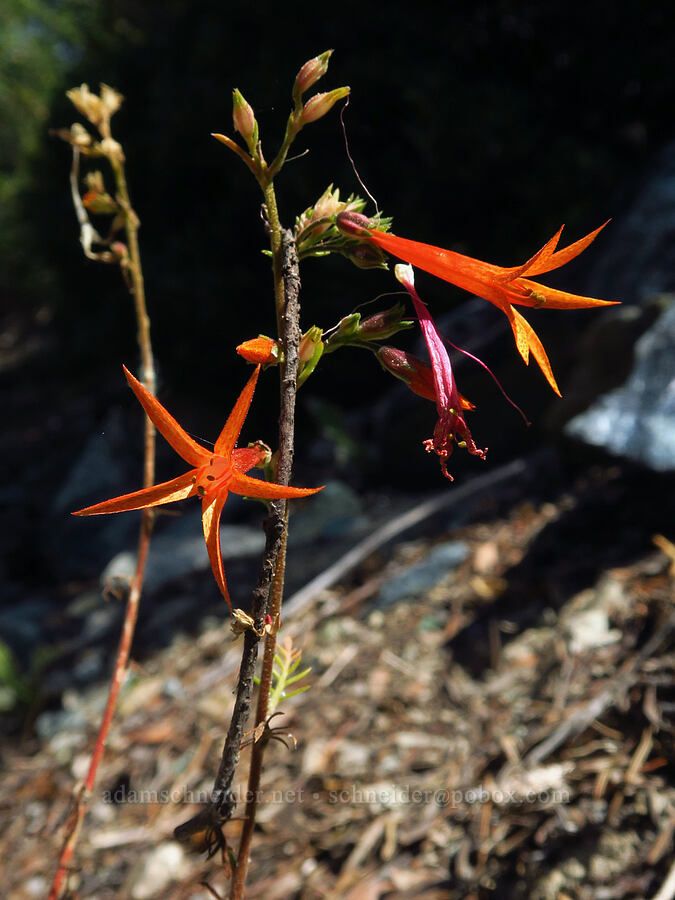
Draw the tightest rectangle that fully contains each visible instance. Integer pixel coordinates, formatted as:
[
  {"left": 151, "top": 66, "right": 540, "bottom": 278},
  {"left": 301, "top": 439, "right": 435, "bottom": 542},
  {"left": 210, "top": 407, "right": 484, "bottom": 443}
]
[
  {"left": 299, "top": 326, "right": 323, "bottom": 364},
  {"left": 237, "top": 336, "right": 280, "bottom": 365},
  {"left": 293, "top": 50, "right": 333, "bottom": 100},
  {"left": 378, "top": 347, "right": 436, "bottom": 401},
  {"left": 82, "top": 189, "right": 119, "bottom": 215},
  {"left": 232, "top": 88, "right": 258, "bottom": 147},
  {"left": 68, "top": 122, "right": 93, "bottom": 148},
  {"left": 358, "top": 303, "right": 411, "bottom": 341},
  {"left": 99, "top": 137, "right": 124, "bottom": 162},
  {"left": 336, "top": 211, "right": 372, "bottom": 239},
  {"left": 100, "top": 84, "right": 123, "bottom": 118},
  {"left": 344, "top": 242, "right": 388, "bottom": 269},
  {"left": 297, "top": 326, "right": 324, "bottom": 386},
  {"left": 300, "top": 87, "right": 350, "bottom": 124},
  {"left": 111, "top": 241, "right": 129, "bottom": 262},
  {"left": 66, "top": 84, "right": 103, "bottom": 126}
]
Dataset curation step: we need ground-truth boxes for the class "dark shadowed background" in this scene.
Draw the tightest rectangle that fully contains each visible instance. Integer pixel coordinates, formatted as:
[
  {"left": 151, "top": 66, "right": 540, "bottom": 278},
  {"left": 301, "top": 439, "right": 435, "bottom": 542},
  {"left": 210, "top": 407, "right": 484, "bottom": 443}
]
[{"left": 2, "top": 0, "right": 674, "bottom": 699}]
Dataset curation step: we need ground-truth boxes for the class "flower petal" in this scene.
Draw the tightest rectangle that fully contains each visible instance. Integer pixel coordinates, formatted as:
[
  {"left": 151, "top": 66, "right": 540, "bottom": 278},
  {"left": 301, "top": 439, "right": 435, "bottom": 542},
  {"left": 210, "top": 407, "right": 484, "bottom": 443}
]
[
  {"left": 523, "top": 221, "right": 609, "bottom": 276},
  {"left": 497, "top": 227, "right": 563, "bottom": 282},
  {"left": 231, "top": 445, "right": 267, "bottom": 472},
  {"left": 368, "top": 230, "right": 490, "bottom": 291},
  {"left": 516, "top": 278, "right": 620, "bottom": 310},
  {"left": 73, "top": 469, "right": 199, "bottom": 515},
  {"left": 509, "top": 308, "right": 561, "bottom": 396},
  {"left": 202, "top": 490, "right": 231, "bottom": 609},
  {"left": 229, "top": 471, "right": 323, "bottom": 500},
  {"left": 214, "top": 365, "right": 261, "bottom": 457},
  {"left": 123, "top": 366, "right": 210, "bottom": 467}
]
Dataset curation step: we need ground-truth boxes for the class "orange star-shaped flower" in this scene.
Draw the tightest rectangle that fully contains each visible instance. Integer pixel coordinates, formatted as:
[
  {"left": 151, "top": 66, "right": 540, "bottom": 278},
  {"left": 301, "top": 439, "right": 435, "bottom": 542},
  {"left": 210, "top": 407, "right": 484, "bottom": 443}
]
[
  {"left": 73, "top": 365, "right": 322, "bottom": 609},
  {"left": 337, "top": 213, "right": 619, "bottom": 395}
]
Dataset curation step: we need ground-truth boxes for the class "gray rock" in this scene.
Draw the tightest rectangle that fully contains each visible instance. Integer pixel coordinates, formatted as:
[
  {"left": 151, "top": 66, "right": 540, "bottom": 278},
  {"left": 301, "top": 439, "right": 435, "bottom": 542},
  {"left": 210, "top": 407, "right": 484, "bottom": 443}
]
[
  {"left": 128, "top": 841, "right": 188, "bottom": 899},
  {"left": 566, "top": 300, "right": 675, "bottom": 470},
  {"left": 586, "top": 143, "right": 675, "bottom": 304},
  {"left": 51, "top": 408, "right": 129, "bottom": 515},
  {"left": 102, "top": 508, "right": 265, "bottom": 594},
  {"left": 377, "top": 541, "right": 469, "bottom": 607},
  {"left": 34, "top": 707, "right": 88, "bottom": 741},
  {"left": 288, "top": 481, "right": 367, "bottom": 546}
]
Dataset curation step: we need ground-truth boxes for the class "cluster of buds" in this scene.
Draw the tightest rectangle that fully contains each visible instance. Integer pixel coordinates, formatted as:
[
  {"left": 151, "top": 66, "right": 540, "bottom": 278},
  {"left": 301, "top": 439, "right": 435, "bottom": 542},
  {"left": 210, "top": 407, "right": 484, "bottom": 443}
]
[
  {"left": 215, "top": 50, "right": 350, "bottom": 181},
  {"left": 54, "top": 84, "right": 125, "bottom": 162},
  {"left": 294, "top": 185, "right": 366, "bottom": 253},
  {"left": 66, "top": 83, "right": 123, "bottom": 132},
  {"left": 294, "top": 189, "right": 391, "bottom": 267},
  {"left": 291, "top": 50, "right": 350, "bottom": 128}
]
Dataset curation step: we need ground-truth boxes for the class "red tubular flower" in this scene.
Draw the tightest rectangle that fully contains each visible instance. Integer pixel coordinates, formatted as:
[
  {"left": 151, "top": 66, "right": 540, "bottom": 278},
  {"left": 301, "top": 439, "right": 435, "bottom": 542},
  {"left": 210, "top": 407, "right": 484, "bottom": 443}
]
[
  {"left": 377, "top": 346, "right": 476, "bottom": 410},
  {"left": 395, "top": 264, "right": 486, "bottom": 480},
  {"left": 73, "top": 366, "right": 323, "bottom": 609},
  {"left": 337, "top": 212, "right": 619, "bottom": 395}
]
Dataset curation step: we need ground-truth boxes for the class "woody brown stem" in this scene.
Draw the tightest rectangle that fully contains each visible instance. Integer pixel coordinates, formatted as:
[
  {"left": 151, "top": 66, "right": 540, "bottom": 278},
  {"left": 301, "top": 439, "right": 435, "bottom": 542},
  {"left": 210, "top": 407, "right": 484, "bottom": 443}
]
[
  {"left": 172, "top": 225, "right": 300, "bottom": 875},
  {"left": 228, "top": 228, "right": 300, "bottom": 899}
]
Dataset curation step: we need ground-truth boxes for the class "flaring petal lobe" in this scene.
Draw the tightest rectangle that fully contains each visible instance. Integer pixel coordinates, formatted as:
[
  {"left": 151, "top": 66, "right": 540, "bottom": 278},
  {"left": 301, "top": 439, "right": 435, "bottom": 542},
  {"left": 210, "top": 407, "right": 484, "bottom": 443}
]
[
  {"left": 523, "top": 222, "right": 609, "bottom": 276},
  {"left": 73, "top": 469, "right": 199, "bottom": 515},
  {"left": 202, "top": 491, "right": 231, "bottom": 609},
  {"left": 214, "top": 365, "right": 261, "bottom": 456},
  {"left": 229, "top": 471, "right": 323, "bottom": 500},
  {"left": 123, "top": 367, "right": 210, "bottom": 467}
]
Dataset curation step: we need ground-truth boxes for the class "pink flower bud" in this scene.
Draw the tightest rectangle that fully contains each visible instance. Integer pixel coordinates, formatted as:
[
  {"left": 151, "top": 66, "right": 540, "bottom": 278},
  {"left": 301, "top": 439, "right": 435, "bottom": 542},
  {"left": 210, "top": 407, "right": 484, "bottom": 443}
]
[
  {"left": 294, "top": 50, "right": 333, "bottom": 97},
  {"left": 378, "top": 347, "right": 437, "bottom": 401},
  {"left": 358, "top": 303, "right": 410, "bottom": 341},
  {"left": 111, "top": 242, "right": 129, "bottom": 262},
  {"left": 232, "top": 89, "right": 258, "bottom": 146},
  {"left": 300, "top": 87, "right": 350, "bottom": 124},
  {"left": 335, "top": 211, "right": 372, "bottom": 239}
]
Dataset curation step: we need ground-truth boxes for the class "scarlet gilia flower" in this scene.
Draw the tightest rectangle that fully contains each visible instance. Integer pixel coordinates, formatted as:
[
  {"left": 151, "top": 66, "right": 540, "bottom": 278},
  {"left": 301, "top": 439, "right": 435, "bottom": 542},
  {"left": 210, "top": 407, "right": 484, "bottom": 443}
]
[
  {"left": 73, "top": 366, "right": 322, "bottom": 609},
  {"left": 337, "top": 212, "right": 618, "bottom": 395},
  {"left": 395, "top": 264, "right": 486, "bottom": 480}
]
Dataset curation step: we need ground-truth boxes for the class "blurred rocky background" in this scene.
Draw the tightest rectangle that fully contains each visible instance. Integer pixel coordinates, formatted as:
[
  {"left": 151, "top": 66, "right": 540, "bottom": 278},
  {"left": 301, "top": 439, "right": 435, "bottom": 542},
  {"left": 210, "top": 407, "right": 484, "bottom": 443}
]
[{"left": 2, "top": 0, "right": 674, "bottom": 719}]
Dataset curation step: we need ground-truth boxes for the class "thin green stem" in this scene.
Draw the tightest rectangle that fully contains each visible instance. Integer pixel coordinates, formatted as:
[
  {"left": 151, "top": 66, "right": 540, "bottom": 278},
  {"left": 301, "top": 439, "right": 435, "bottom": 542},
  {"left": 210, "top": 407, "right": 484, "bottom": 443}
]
[{"left": 267, "top": 112, "right": 302, "bottom": 179}]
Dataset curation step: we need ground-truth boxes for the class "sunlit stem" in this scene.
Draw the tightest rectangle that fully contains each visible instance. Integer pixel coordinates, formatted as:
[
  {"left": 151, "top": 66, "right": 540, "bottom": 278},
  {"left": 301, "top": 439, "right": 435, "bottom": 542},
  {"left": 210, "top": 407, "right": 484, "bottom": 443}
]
[
  {"left": 230, "top": 178, "right": 298, "bottom": 900},
  {"left": 49, "top": 133, "right": 156, "bottom": 900}
]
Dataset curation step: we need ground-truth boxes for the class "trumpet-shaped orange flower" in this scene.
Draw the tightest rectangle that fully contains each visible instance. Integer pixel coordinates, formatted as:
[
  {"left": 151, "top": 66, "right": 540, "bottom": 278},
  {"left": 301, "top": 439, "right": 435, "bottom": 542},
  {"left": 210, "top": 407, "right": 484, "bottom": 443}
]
[
  {"left": 337, "top": 213, "right": 619, "bottom": 395},
  {"left": 73, "top": 365, "right": 322, "bottom": 609}
]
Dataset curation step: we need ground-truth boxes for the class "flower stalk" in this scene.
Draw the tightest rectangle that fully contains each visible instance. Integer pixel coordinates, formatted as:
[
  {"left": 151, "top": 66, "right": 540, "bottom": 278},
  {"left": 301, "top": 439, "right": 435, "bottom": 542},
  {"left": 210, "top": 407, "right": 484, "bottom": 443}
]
[{"left": 49, "top": 89, "right": 156, "bottom": 900}]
